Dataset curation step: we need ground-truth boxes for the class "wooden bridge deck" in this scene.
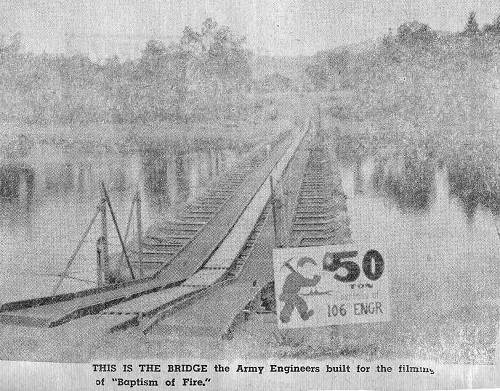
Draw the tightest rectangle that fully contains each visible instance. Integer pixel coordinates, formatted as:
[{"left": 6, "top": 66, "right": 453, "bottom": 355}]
[
  {"left": 139, "top": 127, "right": 314, "bottom": 337},
  {"left": 138, "top": 126, "right": 351, "bottom": 338},
  {"left": 143, "top": 174, "right": 278, "bottom": 338}
]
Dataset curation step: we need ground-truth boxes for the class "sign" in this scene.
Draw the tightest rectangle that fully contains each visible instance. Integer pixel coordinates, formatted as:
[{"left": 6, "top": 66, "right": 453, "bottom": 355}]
[{"left": 272, "top": 244, "right": 390, "bottom": 329}]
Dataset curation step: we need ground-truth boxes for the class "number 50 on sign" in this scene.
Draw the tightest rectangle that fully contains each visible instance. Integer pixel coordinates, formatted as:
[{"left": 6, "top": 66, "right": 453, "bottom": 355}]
[{"left": 272, "top": 244, "right": 390, "bottom": 329}]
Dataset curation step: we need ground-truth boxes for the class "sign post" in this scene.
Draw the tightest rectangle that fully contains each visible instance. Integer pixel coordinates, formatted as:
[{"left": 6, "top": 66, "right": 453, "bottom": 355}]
[{"left": 272, "top": 244, "right": 390, "bottom": 329}]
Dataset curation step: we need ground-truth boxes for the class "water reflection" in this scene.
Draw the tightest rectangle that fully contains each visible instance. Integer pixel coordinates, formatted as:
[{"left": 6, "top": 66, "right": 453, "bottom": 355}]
[
  {"left": 371, "top": 151, "right": 435, "bottom": 211},
  {"left": 353, "top": 159, "right": 364, "bottom": 195},
  {"left": 0, "top": 165, "right": 35, "bottom": 200},
  {"left": 143, "top": 153, "right": 168, "bottom": 193},
  {"left": 335, "top": 135, "right": 499, "bottom": 330},
  {"left": 335, "top": 137, "right": 499, "bottom": 218},
  {"left": 175, "top": 152, "right": 190, "bottom": 201},
  {"left": 447, "top": 160, "right": 500, "bottom": 218},
  {"left": 1, "top": 148, "right": 236, "bottom": 206}
]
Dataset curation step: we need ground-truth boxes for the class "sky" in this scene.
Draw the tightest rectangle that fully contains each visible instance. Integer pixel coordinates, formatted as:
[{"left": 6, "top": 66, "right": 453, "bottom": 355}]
[{"left": 1, "top": 0, "right": 500, "bottom": 58}]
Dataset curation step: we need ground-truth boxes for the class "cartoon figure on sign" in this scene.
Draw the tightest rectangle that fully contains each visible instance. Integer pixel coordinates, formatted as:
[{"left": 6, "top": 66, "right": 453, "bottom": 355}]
[{"left": 279, "top": 257, "right": 321, "bottom": 323}]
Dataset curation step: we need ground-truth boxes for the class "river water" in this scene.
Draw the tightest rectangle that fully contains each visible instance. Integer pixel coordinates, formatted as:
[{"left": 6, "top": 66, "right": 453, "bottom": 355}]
[
  {"left": 335, "top": 145, "right": 499, "bottom": 361},
  {"left": 0, "top": 143, "right": 239, "bottom": 302}
]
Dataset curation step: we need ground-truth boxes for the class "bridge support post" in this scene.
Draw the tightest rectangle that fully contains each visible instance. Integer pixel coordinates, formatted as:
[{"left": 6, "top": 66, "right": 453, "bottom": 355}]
[
  {"left": 100, "top": 187, "right": 110, "bottom": 283},
  {"left": 136, "top": 191, "right": 143, "bottom": 279},
  {"left": 96, "top": 236, "right": 104, "bottom": 287},
  {"left": 317, "top": 105, "right": 322, "bottom": 131},
  {"left": 270, "top": 176, "right": 283, "bottom": 248}
]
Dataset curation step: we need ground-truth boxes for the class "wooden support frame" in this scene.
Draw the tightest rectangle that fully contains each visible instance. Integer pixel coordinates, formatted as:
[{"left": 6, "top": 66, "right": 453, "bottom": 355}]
[
  {"left": 52, "top": 207, "right": 100, "bottom": 295},
  {"left": 100, "top": 182, "right": 135, "bottom": 280}
]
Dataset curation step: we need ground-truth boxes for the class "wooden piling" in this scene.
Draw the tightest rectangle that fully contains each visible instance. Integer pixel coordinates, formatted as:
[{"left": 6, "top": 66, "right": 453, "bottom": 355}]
[
  {"left": 136, "top": 191, "right": 144, "bottom": 279},
  {"left": 100, "top": 186, "right": 110, "bottom": 283}
]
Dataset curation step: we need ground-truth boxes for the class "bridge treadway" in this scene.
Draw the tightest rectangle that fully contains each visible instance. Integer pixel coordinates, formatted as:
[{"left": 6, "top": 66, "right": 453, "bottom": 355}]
[
  {"left": 139, "top": 126, "right": 350, "bottom": 338},
  {"left": 0, "top": 124, "right": 305, "bottom": 328},
  {"left": 139, "top": 136, "right": 311, "bottom": 337}
]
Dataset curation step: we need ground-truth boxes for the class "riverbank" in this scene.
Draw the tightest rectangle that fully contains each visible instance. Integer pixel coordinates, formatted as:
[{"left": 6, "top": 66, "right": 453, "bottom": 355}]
[{"left": 0, "top": 91, "right": 317, "bottom": 157}]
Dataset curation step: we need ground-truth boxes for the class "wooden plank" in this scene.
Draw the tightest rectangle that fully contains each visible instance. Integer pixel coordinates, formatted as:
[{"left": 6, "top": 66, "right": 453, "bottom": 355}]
[
  {"left": 0, "top": 277, "right": 182, "bottom": 327},
  {"left": 101, "top": 286, "right": 200, "bottom": 315}
]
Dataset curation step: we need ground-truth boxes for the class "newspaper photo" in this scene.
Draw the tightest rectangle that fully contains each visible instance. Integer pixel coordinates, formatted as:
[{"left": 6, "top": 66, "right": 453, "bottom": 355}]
[{"left": 0, "top": 1, "right": 499, "bottom": 390}]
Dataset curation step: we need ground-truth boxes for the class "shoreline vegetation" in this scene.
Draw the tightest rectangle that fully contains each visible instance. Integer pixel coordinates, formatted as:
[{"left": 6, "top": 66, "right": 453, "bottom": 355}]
[
  {"left": 0, "top": 17, "right": 305, "bottom": 154},
  {"left": 0, "top": 14, "right": 498, "bottom": 143},
  {"left": 0, "top": 98, "right": 294, "bottom": 155},
  {"left": 305, "top": 15, "right": 500, "bottom": 214}
]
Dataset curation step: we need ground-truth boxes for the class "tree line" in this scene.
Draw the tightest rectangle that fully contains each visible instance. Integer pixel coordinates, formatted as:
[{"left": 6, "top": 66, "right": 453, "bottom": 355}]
[
  {"left": 305, "top": 12, "right": 500, "bottom": 91},
  {"left": 0, "top": 18, "right": 252, "bottom": 124},
  {"left": 462, "top": 12, "right": 500, "bottom": 36}
]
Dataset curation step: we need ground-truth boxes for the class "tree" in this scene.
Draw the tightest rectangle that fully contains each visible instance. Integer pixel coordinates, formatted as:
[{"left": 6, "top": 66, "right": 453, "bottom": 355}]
[
  {"left": 483, "top": 14, "right": 500, "bottom": 35},
  {"left": 180, "top": 18, "right": 251, "bottom": 118},
  {"left": 462, "top": 12, "right": 480, "bottom": 36},
  {"left": 304, "top": 62, "right": 329, "bottom": 90},
  {"left": 260, "top": 72, "right": 292, "bottom": 92},
  {"left": 396, "top": 21, "right": 437, "bottom": 45},
  {"left": 0, "top": 20, "right": 252, "bottom": 123},
  {"left": 0, "top": 33, "right": 21, "bottom": 58},
  {"left": 135, "top": 39, "right": 187, "bottom": 120},
  {"left": 304, "top": 50, "right": 351, "bottom": 90}
]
